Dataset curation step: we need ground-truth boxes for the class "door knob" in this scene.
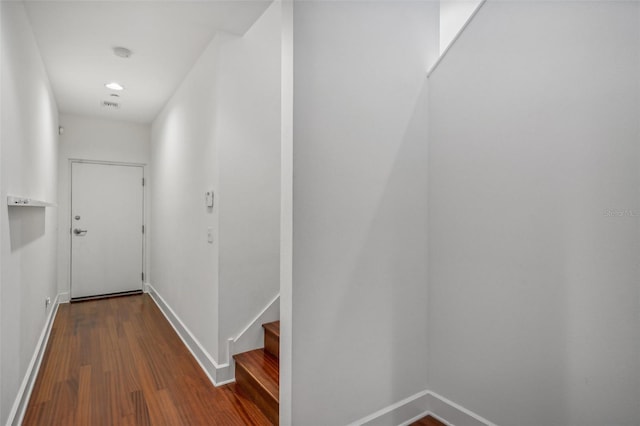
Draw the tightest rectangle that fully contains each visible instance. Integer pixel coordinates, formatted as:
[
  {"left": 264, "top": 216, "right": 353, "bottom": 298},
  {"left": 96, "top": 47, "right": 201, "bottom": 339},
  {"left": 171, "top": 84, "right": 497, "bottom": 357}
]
[{"left": 73, "top": 229, "right": 88, "bottom": 235}]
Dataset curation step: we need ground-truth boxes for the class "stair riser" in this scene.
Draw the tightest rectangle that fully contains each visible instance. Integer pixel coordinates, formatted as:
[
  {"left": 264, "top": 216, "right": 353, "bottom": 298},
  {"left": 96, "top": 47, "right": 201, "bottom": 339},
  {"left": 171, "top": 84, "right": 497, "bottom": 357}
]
[
  {"left": 264, "top": 330, "right": 279, "bottom": 359},
  {"left": 236, "top": 363, "right": 279, "bottom": 425}
]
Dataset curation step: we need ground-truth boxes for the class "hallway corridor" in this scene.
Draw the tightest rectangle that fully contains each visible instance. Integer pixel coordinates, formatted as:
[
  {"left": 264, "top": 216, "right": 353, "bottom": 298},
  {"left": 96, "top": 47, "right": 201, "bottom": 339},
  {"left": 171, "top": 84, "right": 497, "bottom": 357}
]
[{"left": 23, "top": 295, "right": 271, "bottom": 425}]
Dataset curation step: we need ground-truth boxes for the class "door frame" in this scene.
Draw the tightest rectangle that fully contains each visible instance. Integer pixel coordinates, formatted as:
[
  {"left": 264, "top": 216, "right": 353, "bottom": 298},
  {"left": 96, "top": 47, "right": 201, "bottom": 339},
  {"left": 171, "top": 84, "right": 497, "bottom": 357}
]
[{"left": 68, "top": 159, "right": 147, "bottom": 299}]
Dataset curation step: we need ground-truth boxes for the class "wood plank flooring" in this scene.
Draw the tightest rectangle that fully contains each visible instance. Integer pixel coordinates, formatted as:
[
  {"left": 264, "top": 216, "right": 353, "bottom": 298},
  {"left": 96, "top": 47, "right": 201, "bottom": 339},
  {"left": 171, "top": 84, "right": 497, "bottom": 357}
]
[
  {"left": 411, "top": 415, "right": 446, "bottom": 426},
  {"left": 233, "top": 349, "right": 279, "bottom": 424},
  {"left": 23, "top": 294, "right": 271, "bottom": 426},
  {"left": 262, "top": 322, "right": 280, "bottom": 359}
]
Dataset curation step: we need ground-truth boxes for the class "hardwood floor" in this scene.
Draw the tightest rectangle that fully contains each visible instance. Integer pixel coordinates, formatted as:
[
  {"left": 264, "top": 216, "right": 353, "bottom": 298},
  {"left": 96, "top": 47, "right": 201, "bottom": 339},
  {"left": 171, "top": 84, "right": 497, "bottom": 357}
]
[
  {"left": 262, "top": 321, "right": 279, "bottom": 360},
  {"left": 234, "top": 349, "right": 279, "bottom": 424},
  {"left": 411, "top": 415, "right": 446, "bottom": 426},
  {"left": 23, "top": 294, "right": 272, "bottom": 425}
]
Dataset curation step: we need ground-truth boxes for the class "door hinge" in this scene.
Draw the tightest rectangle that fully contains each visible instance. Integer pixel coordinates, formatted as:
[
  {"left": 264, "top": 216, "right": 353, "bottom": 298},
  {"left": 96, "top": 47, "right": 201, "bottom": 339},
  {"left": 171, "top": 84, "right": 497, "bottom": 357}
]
[
  {"left": 142, "top": 225, "right": 145, "bottom": 234},
  {"left": 142, "top": 178, "right": 145, "bottom": 186},
  {"left": 142, "top": 272, "right": 145, "bottom": 281}
]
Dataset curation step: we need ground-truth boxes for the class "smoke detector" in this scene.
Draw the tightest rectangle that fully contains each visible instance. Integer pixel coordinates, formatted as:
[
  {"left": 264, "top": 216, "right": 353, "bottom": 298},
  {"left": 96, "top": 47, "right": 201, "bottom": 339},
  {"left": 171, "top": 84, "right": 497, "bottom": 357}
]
[{"left": 113, "top": 46, "right": 132, "bottom": 58}]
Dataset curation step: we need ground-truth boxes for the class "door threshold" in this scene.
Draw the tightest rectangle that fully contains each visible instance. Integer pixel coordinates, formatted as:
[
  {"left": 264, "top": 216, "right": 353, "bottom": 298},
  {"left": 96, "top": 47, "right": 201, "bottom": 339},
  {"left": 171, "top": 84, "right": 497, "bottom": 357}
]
[{"left": 70, "top": 289, "right": 143, "bottom": 303}]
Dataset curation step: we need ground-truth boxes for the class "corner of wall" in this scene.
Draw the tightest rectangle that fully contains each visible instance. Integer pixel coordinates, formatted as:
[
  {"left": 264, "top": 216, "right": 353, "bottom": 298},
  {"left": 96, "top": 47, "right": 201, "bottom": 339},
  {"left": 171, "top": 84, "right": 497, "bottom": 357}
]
[{"left": 350, "top": 390, "right": 498, "bottom": 426}]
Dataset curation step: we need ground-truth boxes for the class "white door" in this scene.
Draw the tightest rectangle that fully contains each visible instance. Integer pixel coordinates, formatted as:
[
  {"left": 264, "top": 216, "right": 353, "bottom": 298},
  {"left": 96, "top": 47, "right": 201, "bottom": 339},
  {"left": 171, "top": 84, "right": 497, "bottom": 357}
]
[{"left": 71, "top": 162, "right": 144, "bottom": 299}]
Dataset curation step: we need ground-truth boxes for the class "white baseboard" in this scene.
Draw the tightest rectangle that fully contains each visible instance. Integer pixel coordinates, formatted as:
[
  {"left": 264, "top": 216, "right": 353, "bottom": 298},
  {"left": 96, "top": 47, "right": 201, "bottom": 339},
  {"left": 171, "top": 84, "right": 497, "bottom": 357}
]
[
  {"left": 351, "top": 389, "right": 498, "bottom": 426},
  {"left": 6, "top": 293, "right": 61, "bottom": 426},
  {"left": 145, "top": 282, "right": 279, "bottom": 386},
  {"left": 351, "top": 390, "right": 430, "bottom": 426},
  {"left": 426, "top": 391, "right": 497, "bottom": 426},
  {"left": 225, "top": 293, "right": 279, "bottom": 367},
  {"left": 145, "top": 283, "right": 232, "bottom": 386},
  {"left": 399, "top": 410, "right": 438, "bottom": 426},
  {"left": 6, "top": 288, "right": 495, "bottom": 426},
  {"left": 58, "top": 292, "right": 70, "bottom": 303},
  {"left": 220, "top": 293, "right": 280, "bottom": 384}
]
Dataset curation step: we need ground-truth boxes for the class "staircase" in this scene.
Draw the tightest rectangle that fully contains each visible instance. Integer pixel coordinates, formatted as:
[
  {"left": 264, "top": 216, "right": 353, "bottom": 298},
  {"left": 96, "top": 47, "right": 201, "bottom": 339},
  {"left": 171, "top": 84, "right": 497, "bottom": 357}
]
[{"left": 233, "top": 321, "right": 280, "bottom": 425}]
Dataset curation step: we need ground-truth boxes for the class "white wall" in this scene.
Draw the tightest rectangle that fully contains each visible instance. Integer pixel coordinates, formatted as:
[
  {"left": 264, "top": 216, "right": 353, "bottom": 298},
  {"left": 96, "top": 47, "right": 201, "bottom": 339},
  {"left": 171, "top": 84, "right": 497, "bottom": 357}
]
[
  {"left": 57, "top": 114, "right": 150, "bottom": 299},
  {"left": 428, "top": 2, "right": 640, "bottom": 425},
  {"left": 0, "top": 2, "right": 59, "bottom": 423},
  {"left": 215, "top": 3, "right": 281, "bottom": 363},
  {"left": 151, "top": 2, "right": 280, "bottom": 364},
  {"left": 439, "top": 0, "right": 482, "bottom": 53},
  {"left": 151, "top": 34, "right": 223, "bottom": 360},
  {"left": 290, "top": 2, "right": 438, "bottom": 424}
]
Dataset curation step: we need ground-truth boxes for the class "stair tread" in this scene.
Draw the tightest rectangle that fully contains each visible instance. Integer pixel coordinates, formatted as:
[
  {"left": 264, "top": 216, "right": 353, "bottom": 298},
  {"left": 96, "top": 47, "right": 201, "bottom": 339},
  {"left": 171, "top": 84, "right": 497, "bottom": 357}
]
[
  {"left": 233, "top": 349, "right": 279, "bottom": 402},
  {"left": 262, "top": 321, "right": 280, "bottom": 337}
]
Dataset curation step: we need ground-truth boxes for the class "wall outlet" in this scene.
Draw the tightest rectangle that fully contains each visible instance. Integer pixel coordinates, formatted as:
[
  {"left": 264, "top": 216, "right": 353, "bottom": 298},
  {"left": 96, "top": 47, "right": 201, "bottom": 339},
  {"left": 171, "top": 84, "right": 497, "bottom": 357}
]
[{"left": 207, "top": 227, "right": 214, "bottom": 244}]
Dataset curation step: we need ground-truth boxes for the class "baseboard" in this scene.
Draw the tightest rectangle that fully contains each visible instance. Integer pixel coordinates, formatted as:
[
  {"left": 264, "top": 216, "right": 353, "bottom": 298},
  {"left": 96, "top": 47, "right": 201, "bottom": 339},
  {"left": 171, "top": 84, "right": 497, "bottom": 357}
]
[
  {"left": 58, "top": 292, "right": 70, "bottom": 303},
  {"left": 5, "top": 288, "right": 496, "bottom": 426},
  {"left": 145, "top": 282, "right": 279, "bottom": 385},
  {"left": 426, "top": 391, "right": 497, "bottom": 426},
  {"left": 225, "top": 293, "right": 279, "bottom": 365},
  {"left": 399, "top": 410, "right": 438, "bottom": 426},
  {"left": 351, "top": 390, "right": 430, "bottom": 426},
  {"left": 350, "top": 390, "right": 498, "bottom": 426},
  {"left": 219, "top": 293, "right": 280, "bottom": 385},
  {"left": 145, "top": 283, "right": 232, "bottom": 386},
  {"left": 6, "top": 293, "right": 61, "bottom": 426}
]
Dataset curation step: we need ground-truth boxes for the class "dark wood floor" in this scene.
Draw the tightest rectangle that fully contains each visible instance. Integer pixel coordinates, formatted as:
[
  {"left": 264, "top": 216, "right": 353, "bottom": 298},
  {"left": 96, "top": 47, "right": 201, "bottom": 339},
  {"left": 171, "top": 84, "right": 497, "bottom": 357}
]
[
  {"left": 23, "top": 294, "right": 271, "bottom": 425},
  {"left": 411, "top": 415, "right": 446, "bottom": 426}
]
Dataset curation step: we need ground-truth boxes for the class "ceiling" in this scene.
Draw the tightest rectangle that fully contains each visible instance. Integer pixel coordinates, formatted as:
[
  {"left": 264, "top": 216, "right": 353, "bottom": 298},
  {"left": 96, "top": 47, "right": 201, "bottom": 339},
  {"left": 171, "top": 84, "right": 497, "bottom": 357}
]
[{"left": 24, "top": 0, "right": 271, "bottom": 123}]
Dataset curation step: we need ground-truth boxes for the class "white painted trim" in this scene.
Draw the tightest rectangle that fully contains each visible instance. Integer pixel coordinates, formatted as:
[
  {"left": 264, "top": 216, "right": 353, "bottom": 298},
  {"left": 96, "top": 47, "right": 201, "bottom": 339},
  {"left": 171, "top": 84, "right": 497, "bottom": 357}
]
[
  {"left": 399, "top": 411, "right": 453, "bottom": 426},
  {"left": 279, "top": 0, "right": 294, "bottom": 423},
  {"left": 421, "top": 412, "right": 453, "bottom": 426},
  {"left": 146, "top": 283, "right": 279, "bottom": 386},
  {"left": 6, "top": 293, "right": 60, "bottom": 426},
  {"left": 145, "top": 283, "right": 232, "bottom": 387},
  {"left": 68, "top": 158, "right": 147, "bottom": 168},
  {"left": 224, "top": 293, "right": 279, "bottom": 360},
  {"left": 426, "top": 391, "right": 498, "bottom": 426},
  {"left": 219, "top": 293, "right": 279, "bottom": 384},
  {"left": 349, "top": 390, "right": 429, "bottom": 426},
  {"left": 215, "top": 363, "right": 234, "bottom": 385},
  {"left": 427, "top": 0, "right": 487, "bottom": 78},
  {"left": 233, "top": 293, "right": 279, "bottom": 345},
  {"left": 348, "top": 389, "right": 498, "bottom": 426},
  {"left": 58, "top": 292, "right": 70, "bottom": 303},
  {"left": 399, "top": 411, "right": 434, "bottom": 426}
]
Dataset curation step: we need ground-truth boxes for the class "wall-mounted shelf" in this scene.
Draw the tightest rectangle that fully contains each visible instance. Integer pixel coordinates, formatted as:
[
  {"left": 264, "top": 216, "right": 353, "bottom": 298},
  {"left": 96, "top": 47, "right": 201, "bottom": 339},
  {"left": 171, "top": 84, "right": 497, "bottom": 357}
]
[{"left": 7, "top": 196, "right": 56, "bottom": 207}]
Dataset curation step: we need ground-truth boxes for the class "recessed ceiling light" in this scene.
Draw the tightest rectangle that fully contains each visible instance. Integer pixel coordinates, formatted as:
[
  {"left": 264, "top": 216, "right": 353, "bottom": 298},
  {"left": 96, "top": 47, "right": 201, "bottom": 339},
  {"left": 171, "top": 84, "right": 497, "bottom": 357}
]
[
  {"left": 105, "top": 82, "right": 124, "bottom": 91},
  {"left": 113, "top": 46, "right": 132, "bottom": 58}
]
